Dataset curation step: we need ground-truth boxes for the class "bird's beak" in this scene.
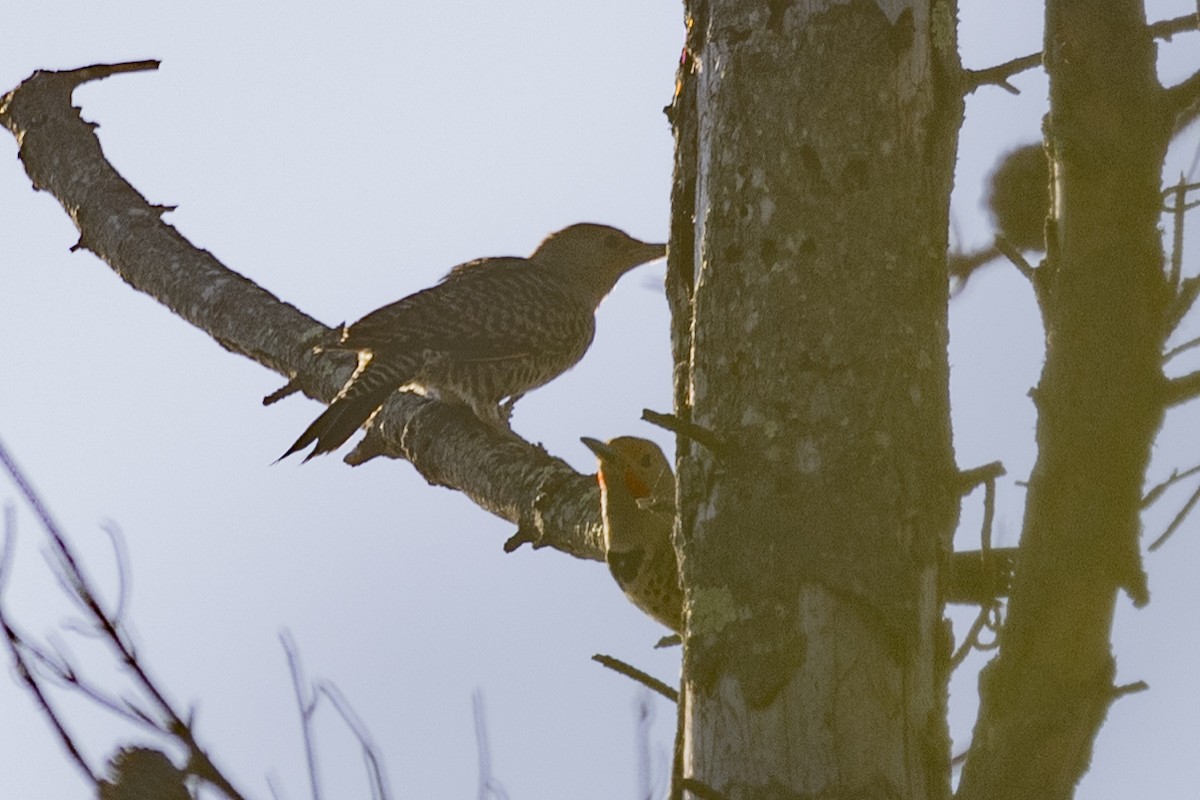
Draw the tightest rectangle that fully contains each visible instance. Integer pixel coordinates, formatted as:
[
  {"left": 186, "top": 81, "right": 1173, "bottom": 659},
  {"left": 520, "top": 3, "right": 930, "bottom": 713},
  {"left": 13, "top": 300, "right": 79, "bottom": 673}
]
[
  {"left": 581, "top": 436, "right": 619, "bottom": 462},
  {"left": 636, "top": 242, "right": 667, "bottom": 263}
]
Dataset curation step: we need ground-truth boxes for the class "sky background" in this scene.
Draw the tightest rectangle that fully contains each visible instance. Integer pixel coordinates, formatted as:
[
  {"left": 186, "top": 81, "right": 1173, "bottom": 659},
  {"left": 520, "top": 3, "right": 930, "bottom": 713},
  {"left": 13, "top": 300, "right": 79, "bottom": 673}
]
[{"left": 2, "top": 2, "right": 1199, "bottom": 798}]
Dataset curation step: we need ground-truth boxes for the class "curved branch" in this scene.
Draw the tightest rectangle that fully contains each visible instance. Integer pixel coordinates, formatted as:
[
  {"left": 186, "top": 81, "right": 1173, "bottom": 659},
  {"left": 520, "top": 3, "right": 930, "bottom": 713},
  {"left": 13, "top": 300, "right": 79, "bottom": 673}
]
[
  {"left": 963, "top": 52, "right": 1041, "bottom": 95},
  {"left": 0, "top": 63, "right": 605, "bottom": 562}
]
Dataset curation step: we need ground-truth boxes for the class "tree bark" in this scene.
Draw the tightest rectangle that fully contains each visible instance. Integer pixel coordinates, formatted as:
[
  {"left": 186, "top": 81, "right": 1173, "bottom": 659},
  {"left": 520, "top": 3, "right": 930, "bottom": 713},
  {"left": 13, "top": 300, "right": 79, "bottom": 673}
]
[
  {"left": 668, "top": 2, "right": 961, "bottom": 797},
  {"left": 956, "top": 6, "right": 1175, "bottom": 800}
]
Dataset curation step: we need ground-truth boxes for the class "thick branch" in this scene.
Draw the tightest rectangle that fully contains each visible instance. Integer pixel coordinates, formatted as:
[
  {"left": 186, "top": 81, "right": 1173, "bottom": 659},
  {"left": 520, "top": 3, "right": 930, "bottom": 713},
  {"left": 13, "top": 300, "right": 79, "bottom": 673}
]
[{"left": 0, "top": 63, "right": 604, "bottom": 561}]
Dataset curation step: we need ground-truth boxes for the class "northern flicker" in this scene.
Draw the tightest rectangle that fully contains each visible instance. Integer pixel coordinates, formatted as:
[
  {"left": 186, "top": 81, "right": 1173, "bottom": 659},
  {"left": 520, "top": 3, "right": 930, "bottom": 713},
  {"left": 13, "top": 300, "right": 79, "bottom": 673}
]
[
  {"left": 281, "top": 224, "right": 665, "bottom": 461},
  {"left": 581, "top": 436, "right": 682, "bottom": 632}
]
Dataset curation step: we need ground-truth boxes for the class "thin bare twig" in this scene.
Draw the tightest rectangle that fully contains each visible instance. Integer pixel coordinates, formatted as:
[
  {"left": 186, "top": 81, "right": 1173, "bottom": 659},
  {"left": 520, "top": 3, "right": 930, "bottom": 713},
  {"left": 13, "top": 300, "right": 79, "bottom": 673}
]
[
  {"left": 473, "top": 690, "right": 511, "bottom": 800},
  {"left": 956, "top": 462, "right": 1006, "bottom": 495},
  {"left": 1142, "top": 464, "right": 1200, "bottom": 508},
  {"left": 1169, "top": 176, "right": 1187, "bottom": 291},
  {"left": 1163, "top": 334, "right": 1200, "bottom": 363},
  {"left": 1148, "top": 13, "right": 1200, "bottom": 40},
  {"left": 994, "top": 236, "right": 1038, "bottom": 284},
  {"left": 2, "top": 622, "right": 99, "bottom": 783},
  {"left": 317, "top": 682, "right": 393, "bottom": 800},
  {"left": 634, "top": 692, "right": 662, "bottom": 800},
  {"left": 950, "top": 604, "right": 1003, "bottom": 670},
  {"left": 1112, "top": 680, "right": 1149, "bottom": 698},
  {"left": 1163, "top": 369, "right": 1200, "bottom": 407},
  {"left": 961, "top": 13, "right": 1197, "bottom": 98},
  {"left": 0, "top": 436, "right": 248, "bottom": 800},
  {"left": 963, "top": 51, "right": 1041, "bottom": 95},
  {"left": 592, "top": 653, "right": 679, "bottom": 703},
  {"left": 1165, "top": 68, "right": 1200, "bottom": 120},
  {"left": 641, "top": 409, "right": 725, "bottom": 455},
  {"left": 282, "top": 631, "right": 321, "bottom": 800},
  {"left": 1148, "top": 480, "right": 1200, "bottom": 551}
]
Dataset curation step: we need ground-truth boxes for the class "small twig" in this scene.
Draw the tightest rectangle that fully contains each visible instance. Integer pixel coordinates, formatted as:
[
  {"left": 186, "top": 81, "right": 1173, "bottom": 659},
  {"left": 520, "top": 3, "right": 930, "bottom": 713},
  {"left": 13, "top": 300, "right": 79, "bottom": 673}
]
[
  {"left": 23, "top": 639, "right": 157, "bottom": 728},
  {"left": 263, "top": 377, "right": 302, "bottom": 406},
  {"left": 317, "top": 682, "right": 393, "bottom": 800},
  {"left": 955, "top": 462, "right": 1006, "bottom": 495},
  {"left": 1165, "top": 66, "right": 1200, "bottom": 120},
  {"left": 1148, "top": 12, "right": 1200, "bottom": 40},
  {"left": 1162, "top": 369, "right": 1200, "bottom": 407},
  {"left": 592, "top": 654, "right": 679, "bottom": 703},
  {"left": 501, "top": 523, "right": 537, "bottom": 553},
  {"left": 1148, "top": 480, "right": 1200, "bottom": 551},
  {"left": 0, "top": 505, "right": 15, "bottom": 593},
  {"left": 641, "top": 409, "right": 725, "bottom": 455},
  {"left": 0, "top": 436, "right": 248, "bottom": 800},
  {"left": 981, "top": 470, "right": 997, "bottom": 553},
  {"left": 473, "top": 690, "right": 511, "bottom": 800},
  {"left": 634, "top": 692, "right": 660, "bottom": 800},
  {"left": 963, "top": 51, "right": 1041, "bottom": 95},
  {"left": 1168, "top": 176, "right": 1187, "bottom": 291},
  {"left": 1163, "top": 334, "right": 1200, "bottom": 363},
  {"left": 1, "top": 622, "right": 99, "bottom": 784},
  {"left": 1142, "top": 464, "right": 1200, "bottom": 508},
  {"left": 949, "top": 604, "right": 1003, "bottom": 670},
  {"left": 993, "top": 235, "right": 1038, "bottom": 284},
  {"left": 1162, "top": 181, "right": 1200, "bottom": 199},
  {"left": 1164, "top": 277, "right": 1200, "bottom": 340},
  {"left": 1112, "top": 680, "right": 1149, "bottom": 699},
  {"left": 282, "top": 631, "right": 321, "bottom": 800},
  {"left": 961, "top": 13, "right": 1197, "bottom": 97},
  {"left": 91, "top": 521, "right": 132, "bottom": 630}
]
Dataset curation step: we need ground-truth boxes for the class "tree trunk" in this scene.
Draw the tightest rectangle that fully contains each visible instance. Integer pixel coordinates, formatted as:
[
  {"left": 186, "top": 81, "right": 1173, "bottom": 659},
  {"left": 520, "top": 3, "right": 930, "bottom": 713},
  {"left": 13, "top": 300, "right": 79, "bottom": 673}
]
[
  {"left": 957, "top": 6, "right": 1173, "bottom": 799},
  {"left": 667, "top": 1, "right": 962, "bottom": 797}
]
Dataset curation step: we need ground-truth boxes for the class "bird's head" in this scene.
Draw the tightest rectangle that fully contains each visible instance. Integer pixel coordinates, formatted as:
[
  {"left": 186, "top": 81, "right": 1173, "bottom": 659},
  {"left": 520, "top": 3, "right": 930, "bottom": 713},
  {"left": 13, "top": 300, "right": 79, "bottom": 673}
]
[
  {"left": 581, "top": 435, "right": 674, "bottom": 507},
  {"left": 532, "top": 223, "right": 665, "bottom": 304}
]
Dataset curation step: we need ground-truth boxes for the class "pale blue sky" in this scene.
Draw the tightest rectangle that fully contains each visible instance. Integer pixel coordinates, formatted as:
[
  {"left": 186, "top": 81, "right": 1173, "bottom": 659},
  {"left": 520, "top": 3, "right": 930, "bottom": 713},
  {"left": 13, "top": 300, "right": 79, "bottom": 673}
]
[{"left": 1, "top": 2, "right": 1198, "bottom": 798}]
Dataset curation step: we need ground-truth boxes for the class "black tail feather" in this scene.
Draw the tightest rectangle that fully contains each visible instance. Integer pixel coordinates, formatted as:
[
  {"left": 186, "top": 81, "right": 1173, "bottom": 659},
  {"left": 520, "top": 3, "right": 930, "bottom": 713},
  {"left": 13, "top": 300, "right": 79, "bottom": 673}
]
[{"left": 278, "top": 386, "right": 393, "bottom": 462}]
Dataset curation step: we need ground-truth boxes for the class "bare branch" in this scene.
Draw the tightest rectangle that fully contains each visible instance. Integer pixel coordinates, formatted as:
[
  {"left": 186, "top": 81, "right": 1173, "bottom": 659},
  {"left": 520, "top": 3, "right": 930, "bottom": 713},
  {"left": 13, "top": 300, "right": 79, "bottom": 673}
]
[
  {"left": 317, "top": 682, "right": 393, "bottom": 800},
  {"left": 955, "top": 462, "right": 1006, "bottom": 495},
  {"left": 961, "top": 13, "right": 1199, "bottom": 100},
  {"left": 591, "top": 653, "right": 679, "bottom": 703},
  {"left": 0, "top": 64, "right": 608, "bottom": 562},
  {"left": 282, "top": 631, "right": 321, "bottom": 800},
  {"left": 1163, "top": 334, "right": 1200, "bottom": 363},
  {"left": 1142, "top": 464, "right": 1200, "bottom": 508},
  {"left": 1165, "top": 68, "right": 1200, "bottom": 122},
  {"left": 0, "top": 624, "right": 99, "bottom": 784},
  {"left": 641, "top": 409, "right": 725, "bottom": 454},
  {"left": 949, "top": 604, "right": 1003, "bottom": 670},
  {"left": 993, "top": 236, "right": 1039, "bottom": 285},
  {"left": 1162, "top": 369, "right": 1200, "bottom": 407},
  {"left": 0, "top": 436, "right": 249, "bottom": 800},
  {"left": 1148, "top": 12, "right": 1200, "bottom": 40},
  {"left": 1147, "top": 480, "right": 1200, "bottom": 551},
  {"left": 963, "top": 52, "right": 1041, "bottom": 95},
  {"left": 473, "top": 690, "right": 511, "bottom": 800}
]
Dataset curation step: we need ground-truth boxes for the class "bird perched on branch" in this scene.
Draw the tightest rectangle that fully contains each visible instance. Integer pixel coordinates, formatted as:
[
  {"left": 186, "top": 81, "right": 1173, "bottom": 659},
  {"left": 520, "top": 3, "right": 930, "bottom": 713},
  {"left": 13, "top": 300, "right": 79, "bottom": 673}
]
[
  {"left": 581, "top": 436, "right": 681, "bottom": 632},
  {"left": 280, "top": 224, "right": 665, "bottom": 461}
]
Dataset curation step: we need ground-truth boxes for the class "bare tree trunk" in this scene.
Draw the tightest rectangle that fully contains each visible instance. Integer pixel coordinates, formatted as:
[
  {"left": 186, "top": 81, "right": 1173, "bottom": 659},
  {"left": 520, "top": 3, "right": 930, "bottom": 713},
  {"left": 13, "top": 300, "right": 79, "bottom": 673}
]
[
  {"left": 957, "top": 6, "right": 1175, "bottom": 799},
  {"left": 667, "top": 2, "right": 962, "bottom": 797}
]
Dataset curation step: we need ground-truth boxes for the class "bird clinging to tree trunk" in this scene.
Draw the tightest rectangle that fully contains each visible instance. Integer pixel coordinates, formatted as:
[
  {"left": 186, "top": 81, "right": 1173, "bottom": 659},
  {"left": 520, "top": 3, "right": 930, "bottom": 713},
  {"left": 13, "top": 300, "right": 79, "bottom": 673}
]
[
  {"left": 581, "top": 436, "right": 681, "bottom": 632},
  {"left": 280, "top": 224, "right": 665, "bottom": 461}
]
